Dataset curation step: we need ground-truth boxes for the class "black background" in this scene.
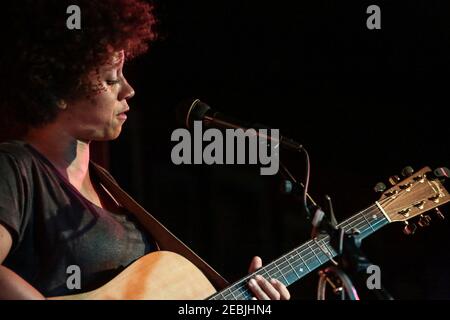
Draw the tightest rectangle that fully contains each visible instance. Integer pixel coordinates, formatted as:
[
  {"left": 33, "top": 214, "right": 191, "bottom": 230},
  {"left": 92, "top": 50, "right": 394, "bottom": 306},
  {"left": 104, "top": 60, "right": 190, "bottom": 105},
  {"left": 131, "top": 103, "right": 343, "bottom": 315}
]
[{"left": 109, "top": 0, "right": 450, "bottom": 299}]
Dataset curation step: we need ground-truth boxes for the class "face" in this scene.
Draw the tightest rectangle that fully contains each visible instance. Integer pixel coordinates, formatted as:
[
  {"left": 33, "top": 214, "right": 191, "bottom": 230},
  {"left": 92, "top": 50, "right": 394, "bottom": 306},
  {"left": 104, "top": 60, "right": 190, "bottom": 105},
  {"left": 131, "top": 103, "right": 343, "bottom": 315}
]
[{"left": 62, "top": 50, "right": 135, "bottom": 141}]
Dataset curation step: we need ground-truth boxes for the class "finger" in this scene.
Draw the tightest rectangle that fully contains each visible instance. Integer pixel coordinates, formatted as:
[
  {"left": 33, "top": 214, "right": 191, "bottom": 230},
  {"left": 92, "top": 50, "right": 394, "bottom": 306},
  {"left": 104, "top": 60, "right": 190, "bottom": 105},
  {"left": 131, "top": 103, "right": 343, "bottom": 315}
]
[
  {"left": 270, "top": 279, "right": 291, "bottom": 300},
  {"left": 248, "top": 256, "right": 263, "bottom": 273},
  {"left": 254, "top": 275, "right": 281, "bottom": 300},
  {"left": 248, "top": 278, "right": 270, "bottom": 300}
]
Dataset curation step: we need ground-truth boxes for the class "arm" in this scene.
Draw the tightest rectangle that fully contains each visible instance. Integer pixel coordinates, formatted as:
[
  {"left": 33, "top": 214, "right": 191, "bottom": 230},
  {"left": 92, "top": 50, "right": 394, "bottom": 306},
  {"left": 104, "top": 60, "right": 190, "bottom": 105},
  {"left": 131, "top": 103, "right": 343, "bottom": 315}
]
[{"left": 0, "top": 223, "right": 45, "bottom": 300}]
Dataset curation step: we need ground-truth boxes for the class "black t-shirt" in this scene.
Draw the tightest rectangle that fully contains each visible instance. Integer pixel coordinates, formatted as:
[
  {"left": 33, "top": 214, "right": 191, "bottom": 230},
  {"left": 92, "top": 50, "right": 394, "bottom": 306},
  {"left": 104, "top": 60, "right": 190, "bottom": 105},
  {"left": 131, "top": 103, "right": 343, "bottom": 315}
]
[{"left": 0, "top": 141, "right": 157, "bottom": 297}]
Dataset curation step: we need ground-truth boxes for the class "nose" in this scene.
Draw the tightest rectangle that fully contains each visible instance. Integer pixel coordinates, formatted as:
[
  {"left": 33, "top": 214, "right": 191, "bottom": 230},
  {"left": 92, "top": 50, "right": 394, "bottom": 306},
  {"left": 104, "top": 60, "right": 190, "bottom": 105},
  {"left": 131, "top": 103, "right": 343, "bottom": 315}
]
[{"left": 119, "top": 78, "right": 135, "bottom": 101}]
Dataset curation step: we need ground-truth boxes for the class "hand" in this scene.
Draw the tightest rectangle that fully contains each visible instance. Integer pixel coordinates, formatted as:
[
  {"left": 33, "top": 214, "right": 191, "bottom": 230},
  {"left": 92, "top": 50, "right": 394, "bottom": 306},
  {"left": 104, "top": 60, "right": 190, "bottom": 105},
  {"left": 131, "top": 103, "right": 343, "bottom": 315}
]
[{"left": 247, "top": 256, "right": 291, "bottom": 300}]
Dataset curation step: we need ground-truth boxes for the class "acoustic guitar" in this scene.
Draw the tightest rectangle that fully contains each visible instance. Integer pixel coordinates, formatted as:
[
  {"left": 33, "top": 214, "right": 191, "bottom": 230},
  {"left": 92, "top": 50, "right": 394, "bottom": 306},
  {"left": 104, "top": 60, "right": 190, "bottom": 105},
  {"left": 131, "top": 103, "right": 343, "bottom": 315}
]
[{"left": 53, "top": 167, "right": 449, "bottom": 300}]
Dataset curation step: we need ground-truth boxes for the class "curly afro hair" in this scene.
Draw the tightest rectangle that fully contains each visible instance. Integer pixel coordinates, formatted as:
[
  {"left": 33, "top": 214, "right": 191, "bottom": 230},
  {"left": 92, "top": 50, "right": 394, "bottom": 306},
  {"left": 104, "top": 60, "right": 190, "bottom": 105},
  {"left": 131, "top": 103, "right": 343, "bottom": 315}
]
[{"left": 0, "top": 0, "right": 156, "bottom": 138}]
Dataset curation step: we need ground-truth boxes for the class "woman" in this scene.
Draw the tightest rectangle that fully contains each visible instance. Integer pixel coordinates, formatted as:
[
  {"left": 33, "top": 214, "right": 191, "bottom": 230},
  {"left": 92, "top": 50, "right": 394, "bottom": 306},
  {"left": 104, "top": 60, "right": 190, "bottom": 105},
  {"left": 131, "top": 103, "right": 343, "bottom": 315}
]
[{"left": 0, "top": 0, "right": 290, "bottom": 300}]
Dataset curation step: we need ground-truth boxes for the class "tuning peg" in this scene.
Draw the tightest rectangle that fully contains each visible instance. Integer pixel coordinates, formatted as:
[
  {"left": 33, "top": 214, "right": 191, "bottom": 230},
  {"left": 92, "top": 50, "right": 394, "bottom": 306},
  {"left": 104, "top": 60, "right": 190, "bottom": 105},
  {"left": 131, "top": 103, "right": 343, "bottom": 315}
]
[
  {"left": 374, "top": 182, "right": 387, "bottom": 193},
  {"left": 435, "top": 208, "right": 445, "bottom": 220},
  {"left": 403, "top": 221, "right": 417, "bottom": 235},
  {"left": 389, "top": 175, "right": 401, "bottom": 186},
  {"left": 401, "top": 166, "right": 414, "bottom": 177},
  {"left": 418, "top": 215, "right": 432, "bottom": 228}
]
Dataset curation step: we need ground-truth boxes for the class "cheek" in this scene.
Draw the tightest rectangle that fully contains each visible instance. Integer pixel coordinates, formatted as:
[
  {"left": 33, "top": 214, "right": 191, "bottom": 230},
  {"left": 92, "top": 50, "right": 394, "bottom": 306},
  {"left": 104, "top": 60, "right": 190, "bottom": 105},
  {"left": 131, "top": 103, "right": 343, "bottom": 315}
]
[
  {"left": 83, "top": 81, "right": 117, "bottom": 115},
  {"left": 85, "top": 72, "right": 108, "bottom": 99},
  {"left": 71, "top": 73, "right": 120, "bottom": 124},
  {"left": 88, "top": 94, "right": 118, "bottom": 121},
  {"left": 68, "top": 93, "right": 117, "bottom": 127}
]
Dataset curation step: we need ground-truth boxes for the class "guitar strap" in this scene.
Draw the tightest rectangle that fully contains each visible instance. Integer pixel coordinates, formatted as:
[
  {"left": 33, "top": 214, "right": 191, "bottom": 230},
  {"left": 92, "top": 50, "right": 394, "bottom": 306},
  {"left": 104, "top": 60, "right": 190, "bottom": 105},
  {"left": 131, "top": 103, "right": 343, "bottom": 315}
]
[{"left": 90, "top": 162, "right": 229, "bottom": 291}]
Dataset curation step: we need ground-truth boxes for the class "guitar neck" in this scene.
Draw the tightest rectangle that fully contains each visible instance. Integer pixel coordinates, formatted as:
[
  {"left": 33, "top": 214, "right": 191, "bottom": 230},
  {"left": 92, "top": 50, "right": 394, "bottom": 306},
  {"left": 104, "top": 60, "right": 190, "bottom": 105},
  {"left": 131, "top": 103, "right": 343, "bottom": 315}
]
[{"left": 208, "top": 202, "right": 390, "bottom": 300}]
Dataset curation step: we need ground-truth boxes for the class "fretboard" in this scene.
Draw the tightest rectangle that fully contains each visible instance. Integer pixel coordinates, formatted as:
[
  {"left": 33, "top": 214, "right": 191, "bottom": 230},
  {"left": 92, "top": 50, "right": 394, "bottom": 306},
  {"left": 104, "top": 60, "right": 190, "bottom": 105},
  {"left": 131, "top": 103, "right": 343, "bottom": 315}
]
[{"left": 208, "top": 202, "right": 389, "bottom": 300}]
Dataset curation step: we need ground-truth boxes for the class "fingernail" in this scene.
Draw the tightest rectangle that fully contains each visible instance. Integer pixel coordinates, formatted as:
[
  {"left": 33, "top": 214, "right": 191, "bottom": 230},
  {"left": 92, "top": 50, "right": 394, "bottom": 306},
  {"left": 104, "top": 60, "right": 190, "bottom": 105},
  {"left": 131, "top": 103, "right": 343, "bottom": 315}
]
[
  {"left": 249, "top": 279, "right": 257, "bottom": 287},
  {"left": 270, "top": 279, "right": 277, "bottom": 284},
  {"left": 255, "top": 275, "right": 263, "bottom": 281}
]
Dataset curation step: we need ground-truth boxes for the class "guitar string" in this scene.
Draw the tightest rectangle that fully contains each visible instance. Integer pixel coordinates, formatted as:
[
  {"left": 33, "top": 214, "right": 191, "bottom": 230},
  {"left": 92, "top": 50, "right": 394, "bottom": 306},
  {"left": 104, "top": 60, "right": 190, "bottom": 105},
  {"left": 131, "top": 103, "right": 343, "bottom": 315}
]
[
  {"left": 213, "top": 206, "right": 386, "bottom": 299},
  {"left": 212, "top": 181, "right": 428, "bottom": 299},
  {"left": 215, "top": 215, "right": 385, "bottom": 300},
  {"left": 215, "top": 200, "right": 394, "bottom": 299},
  {"left": 234, "top": 213, "right": 386, "bottom": 299},
  {"left": 219, "top": 183, "right": 426, "bottom": 301},
  {"left": 227, "top": 180, "right": 432, "bottom": 299}
]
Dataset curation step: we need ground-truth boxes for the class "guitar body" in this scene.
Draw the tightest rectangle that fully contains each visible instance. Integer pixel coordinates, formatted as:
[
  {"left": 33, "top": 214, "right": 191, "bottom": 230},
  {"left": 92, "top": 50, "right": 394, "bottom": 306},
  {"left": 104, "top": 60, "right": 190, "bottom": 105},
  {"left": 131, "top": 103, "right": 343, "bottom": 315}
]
[{"left": 53, "top": 251, "right": 217, "bottom": 300}]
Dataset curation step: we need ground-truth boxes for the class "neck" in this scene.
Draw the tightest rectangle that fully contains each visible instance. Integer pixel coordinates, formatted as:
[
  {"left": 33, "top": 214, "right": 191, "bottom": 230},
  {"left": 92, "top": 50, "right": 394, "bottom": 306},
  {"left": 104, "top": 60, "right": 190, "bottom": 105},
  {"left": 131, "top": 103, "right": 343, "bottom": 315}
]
[
  {"left": 209, "top": 204, "right": 390, "bottom": 300},
  {"left": 24, "top": 123, "right": 92, "bottom": 190}
]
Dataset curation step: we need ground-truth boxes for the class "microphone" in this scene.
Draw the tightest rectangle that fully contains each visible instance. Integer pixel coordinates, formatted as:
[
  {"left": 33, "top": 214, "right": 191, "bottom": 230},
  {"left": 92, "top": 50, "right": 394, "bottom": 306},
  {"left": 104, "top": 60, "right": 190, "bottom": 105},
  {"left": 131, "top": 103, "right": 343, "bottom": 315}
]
[{"left": 176, "top": 98, "right": 303, "bottom": 152}]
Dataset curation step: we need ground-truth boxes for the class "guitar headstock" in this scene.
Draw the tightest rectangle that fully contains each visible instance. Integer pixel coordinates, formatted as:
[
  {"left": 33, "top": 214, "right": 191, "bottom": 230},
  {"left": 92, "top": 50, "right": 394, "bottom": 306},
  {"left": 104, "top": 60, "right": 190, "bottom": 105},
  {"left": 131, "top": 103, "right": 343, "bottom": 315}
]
[{"left": 378, "top": 167, "right": 449, "bottom": 228}]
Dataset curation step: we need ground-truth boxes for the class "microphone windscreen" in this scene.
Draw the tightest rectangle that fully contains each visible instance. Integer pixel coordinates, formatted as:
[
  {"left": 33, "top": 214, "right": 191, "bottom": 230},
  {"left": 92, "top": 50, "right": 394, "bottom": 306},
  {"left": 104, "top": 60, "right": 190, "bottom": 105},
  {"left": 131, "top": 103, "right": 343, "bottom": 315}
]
[{"left": 176, "top": 99, "right": 211, "bottom": 129}]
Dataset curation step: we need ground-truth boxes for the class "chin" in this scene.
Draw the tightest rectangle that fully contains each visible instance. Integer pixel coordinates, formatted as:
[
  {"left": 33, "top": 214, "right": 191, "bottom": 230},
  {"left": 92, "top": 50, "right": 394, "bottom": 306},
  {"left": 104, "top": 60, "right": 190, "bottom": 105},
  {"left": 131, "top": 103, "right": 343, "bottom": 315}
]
[
  {"left": 90, "top": 128, "right": 122, "bottom": 142},
  {"left": 104, "top": 131, "right": 122, "bottom": 141}
]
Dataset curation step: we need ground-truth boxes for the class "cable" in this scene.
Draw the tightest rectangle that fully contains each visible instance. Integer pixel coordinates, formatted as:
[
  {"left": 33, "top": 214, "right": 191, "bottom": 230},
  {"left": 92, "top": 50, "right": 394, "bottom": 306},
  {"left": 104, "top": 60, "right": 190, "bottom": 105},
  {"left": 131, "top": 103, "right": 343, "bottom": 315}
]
[{"left": 301, "top": 148, "right": 312, "bottom": 219}]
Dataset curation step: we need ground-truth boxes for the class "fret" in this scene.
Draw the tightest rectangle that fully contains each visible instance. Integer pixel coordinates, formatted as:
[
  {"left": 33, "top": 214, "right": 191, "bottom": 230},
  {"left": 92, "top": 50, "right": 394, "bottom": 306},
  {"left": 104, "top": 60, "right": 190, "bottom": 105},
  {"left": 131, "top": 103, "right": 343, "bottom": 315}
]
[
  {"left": 272, "top": 259, "right": 287, "bottom": 281},
  {"left": 277, "top": 258, "right": 290, "bottom": 271},
  {"left": 224, "top": 291, "right": 234, "bottom": 300},
  {"left": 242, "top": 289, "right": 252, "bottom": 300},
  {"left": 336, "top": 205, "right": 389, "bottom": 238},
  {"left": 307, "top": 241, "right": 322, "bottom": 270},
  {"left": 371, "top": 210, "right": 389, "bottom": 232},
  {"left": 261, "top": 268, "right": 272, "bottom": 281},
  {"left": 275, "top": 261, "right": 289, "bottom": 285},
  {"left": 367, "top": 210, "right": 381, "bottom": 222},
  {"left": 275, "top": 263, "right": 288, "bottom": 284},
  {"left": 282, "top": 257, "right": 300, "bottom": 285},
  {"left": 277, "top": 259, "right": 292, "bottom": 279},
  {"left": 264, "top": 265, "right": 277, "bottom": 279},
  {"left": 285, "top": 255, "right": 300, "bottom": 279},
  {"left": 361, "top": 211, "right": 376, "bottom": 232},
  {"left": 343, "top": 215, "right": 364, "bottom": 232},
  {"left": 288, "top": 252, "right": 306, "bottom": 274},
  {"left": 234, "top": 284, "right": 251, "bottom": 300},
  {"left": 229, "top": 288, "right": 237, "bottom": 300},
  {"left": 295, "top": 245, "right": 311, "bottom": 272},
  {"left": 307, "top": 241, "right": 323, "bottom": 265}
]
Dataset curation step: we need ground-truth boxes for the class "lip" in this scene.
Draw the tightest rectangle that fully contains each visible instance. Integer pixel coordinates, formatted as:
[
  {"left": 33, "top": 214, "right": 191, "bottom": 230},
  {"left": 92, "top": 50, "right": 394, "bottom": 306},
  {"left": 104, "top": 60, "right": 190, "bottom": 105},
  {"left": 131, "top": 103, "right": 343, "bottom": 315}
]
[
  {"left": 118, "top": 108, "right": 130, "bottom": 114},
  {"left": 117, "top": 113, "right": 127, "bottom": 120},
  {"left": 116, "top": 108, "right": 129, "bottom": 120}
]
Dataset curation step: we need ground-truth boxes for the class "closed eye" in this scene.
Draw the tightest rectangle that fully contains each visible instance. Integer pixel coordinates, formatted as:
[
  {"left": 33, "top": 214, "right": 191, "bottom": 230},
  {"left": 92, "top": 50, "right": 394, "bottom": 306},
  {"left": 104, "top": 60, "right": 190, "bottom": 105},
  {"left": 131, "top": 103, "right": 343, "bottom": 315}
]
[{"left": 106, "top": 79, "right": 121, "bottom": 85}]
